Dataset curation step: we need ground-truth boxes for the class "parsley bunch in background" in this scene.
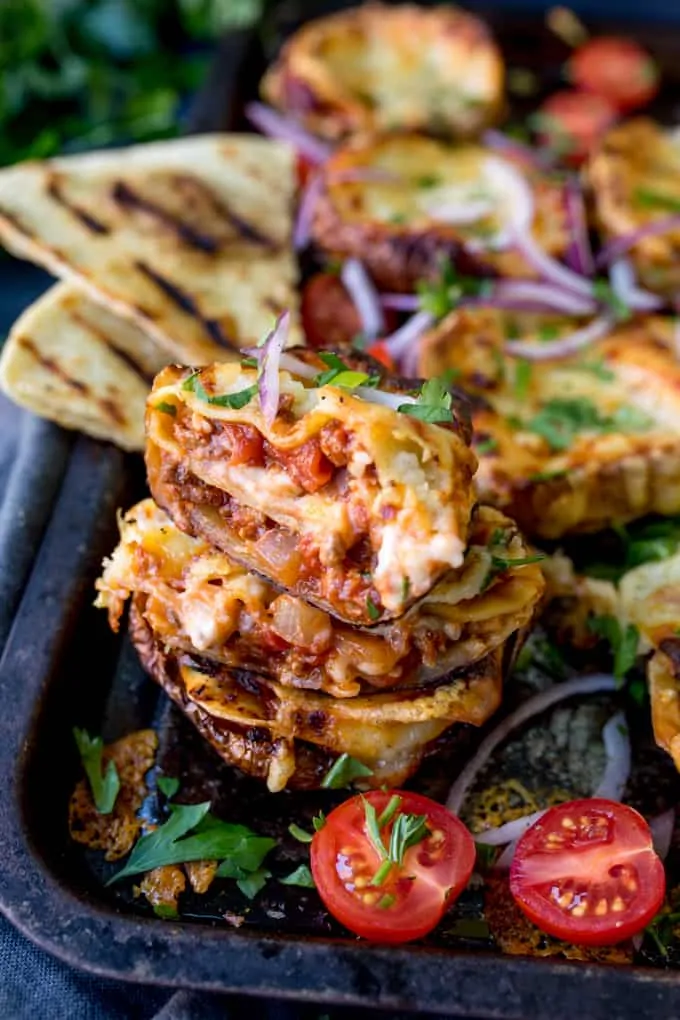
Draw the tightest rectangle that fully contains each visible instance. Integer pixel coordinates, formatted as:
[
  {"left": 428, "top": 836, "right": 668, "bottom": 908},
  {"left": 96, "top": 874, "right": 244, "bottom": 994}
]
[{"left": 0, "top": 0, "right": 270, "bottom": 167}]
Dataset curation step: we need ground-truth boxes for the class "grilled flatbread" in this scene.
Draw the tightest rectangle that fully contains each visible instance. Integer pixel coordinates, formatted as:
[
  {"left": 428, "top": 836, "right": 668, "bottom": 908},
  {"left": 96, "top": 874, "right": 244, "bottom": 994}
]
[
  {"left": 0, "top": 282, "right": 168, "bottom": 451},
  {"left": 145, "top": 359, "right": 477, "bottom": 625},
  {"left": 0, "top": 135, "right": 301, "bottom": 363}
]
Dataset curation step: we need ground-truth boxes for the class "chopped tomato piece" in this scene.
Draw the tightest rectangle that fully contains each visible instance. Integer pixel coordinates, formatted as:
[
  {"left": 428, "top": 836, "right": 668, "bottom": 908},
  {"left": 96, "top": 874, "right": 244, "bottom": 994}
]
[
  {"left": 569, "top": 37, "right": 660, "bottom": 113},
  {"left": 226, "top": 424, "right": 264, "bottom": 466},
  {"left": 311, "top": 790, "right": 476, "bottom": 943},
  {"left": 510, "top": 798, "right": 665, "bottom": 946},
  {"left": 296, "top": 153, "right": 316, "bottom": 188},
  {"left": 271, "top": 437, "right": 334, "bottom": 493},
  {"left": 366, "top": 340, "right": 396, "bottom": 372},
  {"left": 535, "top": 90, "right": 618, "bottom": 166}
]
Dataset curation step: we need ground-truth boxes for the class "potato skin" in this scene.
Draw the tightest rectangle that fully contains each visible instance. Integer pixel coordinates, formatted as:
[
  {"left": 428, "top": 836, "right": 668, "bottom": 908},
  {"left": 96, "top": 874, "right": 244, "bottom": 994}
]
[
  {"left": 262, "top": 4, "right": 504, "bottom": 141},
  {"left": 310, "top": 133, "right": 569, "bottom": 292}
]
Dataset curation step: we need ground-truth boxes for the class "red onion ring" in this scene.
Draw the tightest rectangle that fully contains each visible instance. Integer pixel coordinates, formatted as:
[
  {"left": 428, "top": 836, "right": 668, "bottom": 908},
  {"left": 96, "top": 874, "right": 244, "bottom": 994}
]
[
  {"left": 293, "top": 170, "right": 324, "bottom": 250},
  {"left": 258, "top": 310, "right": 290, "bottom": 427},
  {"left": 609, "top": 258, "right": 664, "bottom": 312},
  {"left": 341, "top": 259, "right": 384, "bottom": 340},
  {"left": 482, "top": 129, "right": 554, "bottom": 171},
  {"left": 564, "top": 178, "right": 595, "bottom": 277},
  {"left": 380, "top": 294, "right": 421, "bottom": 312},
  {"left": 493, "top": 280, "right": 597, "bottom": 316},
  {"left": 245, "top": 102, "right": 332, "bottom": 164},
  {"left": 593, "top": 711, "right": 631, "bottom": 802},
  {"left": 596, "top": 214, "right": 680, "bottom": 268},
  {"left": 475, "top": 810, "right": 545, "bottom": 847},
  {"left": 446, "top": 673, "right": 617, "bottom": 815},
  {"left": 511, "top": 223, "right": 595, "bottom": 298},
  {"left": 650, "top": 808, "right": 675, "bottom": 861},
  {"left": 383, "top": 310, "right": 436, "bottom": 362},
  {"left": 504, "top": 314, "right": 613, "bottom": 360}
]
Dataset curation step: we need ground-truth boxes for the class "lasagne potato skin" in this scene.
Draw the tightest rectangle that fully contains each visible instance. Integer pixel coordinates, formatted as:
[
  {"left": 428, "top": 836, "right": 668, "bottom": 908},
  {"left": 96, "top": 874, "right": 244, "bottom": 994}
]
[
  {"left": 311, "top": 134, "right": 569, "bottom": 292},
  {"left": 262, "top": 4, "right": 504, "bottom": 142},
  {"left": 418, "top": 309, "right": 680, "bottom": 539},
  {"left": 146, "top": 361, "right": 477, "bottom": 625},
  {"left": 96, "top": 499, "right": 544, "bottom": 699},
  {"left": 130, "top": 598, "right": 510, "bottom": 793},
  {"left": 588, "top": 118, "right": 680, "bottom": 295}
]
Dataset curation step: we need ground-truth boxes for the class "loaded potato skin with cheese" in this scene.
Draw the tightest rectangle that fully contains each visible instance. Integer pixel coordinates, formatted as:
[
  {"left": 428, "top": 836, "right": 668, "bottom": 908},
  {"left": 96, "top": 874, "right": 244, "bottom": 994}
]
[{"left": 262, "top": 4, "right": 504, "bottom": 142}]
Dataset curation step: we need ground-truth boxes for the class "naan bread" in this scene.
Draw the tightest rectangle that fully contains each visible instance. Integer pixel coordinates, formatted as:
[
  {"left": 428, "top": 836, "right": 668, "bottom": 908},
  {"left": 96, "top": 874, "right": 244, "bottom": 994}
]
[
  {"left": 0, "top": 282, "right": 167, "bottom": 451},
  {"left": 0, "top": 135, "right": 301, "bottom": 363}
]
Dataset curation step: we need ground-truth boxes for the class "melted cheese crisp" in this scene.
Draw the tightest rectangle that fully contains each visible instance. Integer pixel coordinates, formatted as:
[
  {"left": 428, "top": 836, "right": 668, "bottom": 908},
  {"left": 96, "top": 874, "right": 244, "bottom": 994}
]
[
  {"left": 419, "top": 309, "right": 680, "bottom": 539},
  {"left": 96, "top": 499, "right": 544, "bottom": 698},
  {"left": 312, "top": 134, "right": 568, "bottom": 292},
  {"left": 588, "top": 118, "right": 680, "bottom": 295},
  {"left": 146, "top": 361, "right": 476, "bottom": 625},
  {"left": 262, "top": 4, "right": 503, "bottom": 141}
]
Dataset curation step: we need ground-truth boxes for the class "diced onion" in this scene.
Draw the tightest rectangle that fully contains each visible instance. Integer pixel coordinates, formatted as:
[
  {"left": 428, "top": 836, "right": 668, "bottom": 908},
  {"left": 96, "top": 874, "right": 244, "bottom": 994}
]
[
  {"left": 341, "top": 259, "right": 385, "bottom": 341},
  {"left": 609, "top": 257, "right": 663, "bottom": 312},
  {"left": 254, "top": 530, "right": 301, "bottom": 585},
  {"left": 245, "top": 102, "right": 331, "bottom": 164},
  {"left": 446, "top": 673, "right": 617, "bottom": 815},
  {"left": 592, "top": 711, "right": 631, "bottom": 802},
  {"left": 650, "top": 808, "right": 675, "bottom": 861},
  {"left": 597, "top": 214, "right": 680, "bottom": 267},
  {"left": 504, "top": 314, "right": 613, "bottom": 360},
  {"left": 270, "top": 594, "right": 332, "bottom": 651},
  {"left": 293, "top": 170, "right": 324, "bottom": 250},
  {"left": 384, "top": 310, "right": 435, "bottom": 361},
  {"left": 258, "top": 311, "right": 290, "bottom": 426}
]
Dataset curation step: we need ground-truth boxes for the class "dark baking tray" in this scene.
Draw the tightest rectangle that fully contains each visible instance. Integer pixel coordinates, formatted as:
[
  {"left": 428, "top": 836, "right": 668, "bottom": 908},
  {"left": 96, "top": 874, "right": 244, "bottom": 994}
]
[{"left": 2, "top": 5, "right": 680, "bottom": 1018}]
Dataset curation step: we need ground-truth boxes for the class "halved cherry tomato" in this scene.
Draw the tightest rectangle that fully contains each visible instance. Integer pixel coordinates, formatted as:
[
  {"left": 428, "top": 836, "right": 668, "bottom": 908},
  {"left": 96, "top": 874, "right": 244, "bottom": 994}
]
[
  {"left": 310, "top": 790, "right": 476, "bottom": 943},
  {"left": 569, "top": 37, "right": 660, "bottom": 113},
  {"left": 535, "top": 90, "right": 618, "bottom": 166},
  {"left": 510, "top": 798, "right": 665, "bottom": 946}
]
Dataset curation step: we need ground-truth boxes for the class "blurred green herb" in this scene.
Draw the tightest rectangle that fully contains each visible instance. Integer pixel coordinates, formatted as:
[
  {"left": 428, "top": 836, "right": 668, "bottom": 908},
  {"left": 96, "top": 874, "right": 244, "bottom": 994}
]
[
  {"left": 583, "top": 516, "right": 680, "bottom": 583},
  {"left": 73, "top": 727, "right": 120, "bottom": 814},
  {"left": 588, "top": 614, "right": 640, "bottom": 682}
]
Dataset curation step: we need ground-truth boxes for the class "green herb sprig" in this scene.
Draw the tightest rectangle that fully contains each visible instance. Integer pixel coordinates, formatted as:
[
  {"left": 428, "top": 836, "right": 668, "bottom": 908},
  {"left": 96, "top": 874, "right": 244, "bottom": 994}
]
[
  {"left": 73, "top": 728, "right": 120, "bottom": 815},
  {"left": 182, "top": 371, "right": 258, "bottom": 410}
]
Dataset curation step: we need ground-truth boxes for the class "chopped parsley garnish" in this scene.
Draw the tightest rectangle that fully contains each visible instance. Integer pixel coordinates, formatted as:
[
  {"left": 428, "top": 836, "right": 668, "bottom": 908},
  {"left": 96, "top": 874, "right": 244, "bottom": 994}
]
[
  {"left": 475, "top": 437, "right": 499, "bottom": 455},
  {"left": 366, "top": 595, "right": 381, "bottom": 620},
  {"left": 73, "top": 728, "right": 120, "bottom": 815},
  {"left": 528, "top": 469, "right": 568, "bottom": 482},
  {"left": 389, "top": 212, "right": 407, "bottom": 225},
  {"left": 583, "top": 516, "right": 680, "bottom": 582},
  {"left": 157, "top": 776, "right": 179, "bottom": 800},
  {"left": 482, "top": 532, "right": 545, "bottom": 590},
  {"left": 538, "top": 323, "right": 561, "bottom": 343},
  {"left": 312, "top": 811, "right": 326, "bottom": 832},
  {"left": 416, "top": 259, "right": 493, "bottom": 319},
  {"left": 240, "top": 356, "right": 259, "bottom": 369},
  {"left": 280, "top": 864, "right": 316, "bottom": 888},
  {"left": 398, "top": 375, "right": 453, "bottom": 423},
  {"left": 401, "top": 576, "right": 411, "bottom": 601},
  {"left": 288, "top": 823, "right": 313, "bottom": 844},
  {"left": 108, "top": 801, "right": 276, "bottom": 884},
  {"left": 573, "top": 357, "right": 615, "bottom": 381},
  {"left": 321, "top": 753, "right": 373, "bottom": 790},
  {"left": 514, "top": 359, "right": 532, "bottom": 399},
  {"left": 182, "top": 371, "right": 258, "bottom": 410},
  {"left": 642, "top": 910, "right": 680, "bottom": 958},
  {"left": 588, "top": 614, "right": 640, "bottom": 682},
  {"left": 313, "top": 352, "right": 378, "bottom": 390},
  {"left": 593, "top": 279, "right": 631, "bottom": 322},
  {"left": 361, "top": 795, "right": 431, "bottom": 887},
  {"left": 634, "top": 187, "right": 680, "bottom": 214},
  {"left": 416, "top": 174, "right": 440, "bottom": 188},
  {"left": 154, "top": 401, "right": 177, "bottom": 417},
  {"left": 520, "top": 397, "right": 651, "bottom": 452},
  {"left": 514, "top": 634, "right": 566, "bottom": 678}
]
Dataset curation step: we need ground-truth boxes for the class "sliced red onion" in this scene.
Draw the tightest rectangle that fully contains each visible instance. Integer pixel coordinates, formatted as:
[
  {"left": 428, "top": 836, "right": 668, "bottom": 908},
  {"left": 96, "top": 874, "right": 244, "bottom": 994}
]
[
  {"left": 511, "top": 223, "right": 595, "bottom": 298},
  {"left": 428, "top": 199, "right": 494, "bottom": 225},
  {"left": 632, "top": 932, "right": 644, "bottom": 952},
  {"left": 497, "top": 840, "right": 520, "bottom": 870},
  {"left": 609, "top": 258, "right": 664, "bottom": 312},
  {"left": 481, "top": 156, "right": 535, "bottom": 251},
  {"left": 381, "top": 293, "right": 420, "bottom": 312},
  {"left": 446, "top": 673, "right": 617, "bottom": 816},
  {"left": 504, "top": 314, "right": 613, "bottom": 361},
  {"left": 593, "top": 711, "right": 631, "bottom": 802},
  {"left": 245, "top": 102, "right": 332, "bottom": 164},
  {"left": 483, "top": 129, "right": 553, "bottom": 171},
  {"left": 493, "top": 280, "right": 597, "bottom": 316},
  {"left": 596, "top": 214, "right": 680, "bottom": 268},
  {"left": 241, "top": 345, "right": 317, "bottom": 381},
  {"left": 258, "top": 311, "right": 290, "bottom": 427},
  {"left": 341, "top": 259, "right": 384, "bottom": 341},
  {"left": 383, "top": 310, "right": 435, "bottom": 362},
  {"left": 673, "top": 317, "right": 680, "bottom": 360},
  {"left": 354, "top": 387, "right": 414, "bottom": 411},
  {"left": 650, "top": 808, "right": 675, "bottom": 861},
  {"left": 564, "top": 179, "right": 595, "bottom": 277},
  {"left": 293, "top": 170, "right": 324, "bottom": 250},
  {"left": 475, "top": 810, "right": 545, "bottom": 847}
]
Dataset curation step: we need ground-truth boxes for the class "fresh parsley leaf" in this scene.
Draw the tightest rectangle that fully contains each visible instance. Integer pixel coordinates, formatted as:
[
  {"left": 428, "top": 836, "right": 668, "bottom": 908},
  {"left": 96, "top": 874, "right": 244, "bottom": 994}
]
[
  {"left": 417, "top": 174, "right": 440, "bottom": 188},
  {"left": 522, "top": 397, "right": 650, "bottom": 452},
  {"left": 362, "top": 795, "right": 431, "bottom": 886},
  {"left": 593, "top": 279, "right": 631, "bottom": 322},
  {"left": 574, "top": 357, "right": 615, "bottom": 381},
  {"left": 288, "top": 823, "right": 313, "bottom": 844},
  {"left": 389, "top": 212, "right": 407, "bottom": 225},
  {"left": 398, "top": 375, "right": 453, "bottom": 423},
  {"left": 528, "top": 469, "right": 568, "bottom": 482},
  {"left": 153, "top": 903, "right": 179, "bottom": 920},
  {"left": 366, "top": 595, "right": 381, "bottom": 621},
  {"left": 416, "top": 259, "right": 492, "bottom": 319},
  {"left": 154, "top": 401, "right": 177, "bottom": 417},
  {"left": 240, "top": 356, "right": 259, "bottom": 368},
  {"left": 182, "top": 372, "right": 258, "bottom": 410},
  {"left": 475, "top": 436, "right": 498, "bottom": 456},
  {"left": 279, "top": 864, "right": 315, "bottom": 888},
  {"left": 643, "top": 910, "right": 680, "bottom": 958},
  {"left": 73, "top": 728, "right": 120, "bottom": 815},
  {"left": 109, "top": 803, "right": 276, "bottom": 884},
  {"left": 634, "top": 187, "right": 680, "bottom": 214},
  {"left": 608, "top": 405, "right": 654, "bottom": 432},
  {"left": 588, "top": 614, "right": 640, "bottom": 681},
  {"left": 537, "top": 323, "right": 561, "bottom": 343},
  {"left": 321, "top": 754, "right": 373, "bottom": 789},
  {"left": 157, "top": 776, "right": 179, "bottom": 800},
  {"left": 514, "top": 359, "right": 532, "bottom": 399},
  {"left": 236, "top": 867, "right": 271, "bottom": 900}
]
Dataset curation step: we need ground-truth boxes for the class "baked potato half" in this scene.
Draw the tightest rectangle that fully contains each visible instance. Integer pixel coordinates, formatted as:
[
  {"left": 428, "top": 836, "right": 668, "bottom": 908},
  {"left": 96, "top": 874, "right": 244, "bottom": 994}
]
[
  {"left": 262, "top": 4, "right": 504, "bottom": 141},
  {"left": 418, "top": 309, "right": 680, "bottom": 539},
  {"left": 311, "top": 133, "right": 568, "bottom": 291},
  {"left": 587, "top": 118, "right": 680, "bottom": 295}
]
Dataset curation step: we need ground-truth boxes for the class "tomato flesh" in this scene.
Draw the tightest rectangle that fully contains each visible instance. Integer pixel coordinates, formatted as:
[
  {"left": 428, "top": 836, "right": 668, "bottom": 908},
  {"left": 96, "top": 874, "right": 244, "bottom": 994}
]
[
  {"left": 311, "top": 790, "right": 476, "bottom": 943},
  {"left": 569, "top": 37, "right": 659, "bottom": 113},
  {"left": 536, "top": 90, "right": 618, "bottom": 166},
  {"left": 510, "top": 798, "right": 665, "bottom": 946}
]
